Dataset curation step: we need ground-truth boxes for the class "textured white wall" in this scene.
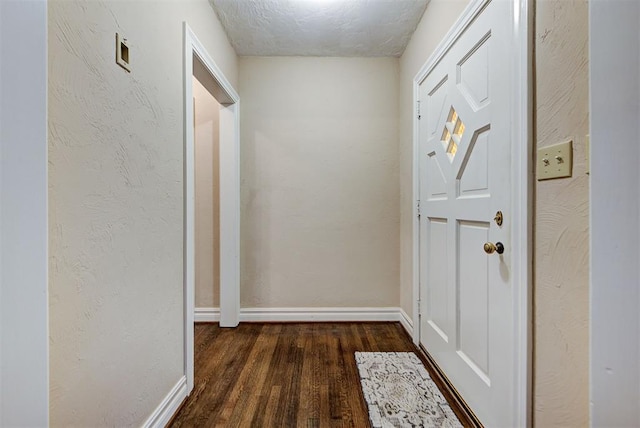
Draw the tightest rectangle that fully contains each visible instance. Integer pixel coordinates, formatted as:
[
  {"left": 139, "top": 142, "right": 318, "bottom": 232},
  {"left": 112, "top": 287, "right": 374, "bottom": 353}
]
[
  {"left": 194, "top": 77, "right": 220, "bottom": 308},
  {"left": 398, "top": 0, "right": 469, "bottom": 323},
  {"left": 48, "top": 0, "right": 237, "bottom": 425},
  {"left": 239, "top": 57, "right": 399, "bottom": 308},
  {"left": 0, "top": 1, "right": 49, "bottom": 426},
  {"left": 534, "top": 1, "right": 590, "bottom": 426}
]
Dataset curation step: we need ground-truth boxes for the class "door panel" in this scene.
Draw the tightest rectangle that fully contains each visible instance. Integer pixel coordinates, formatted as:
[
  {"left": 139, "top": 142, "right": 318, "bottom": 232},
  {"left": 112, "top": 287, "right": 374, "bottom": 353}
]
[
  {"left": 427, "top": 153, "right": 448, "bottom": 201},
  {"left": 418, "top": 1, "right": 514, "bottom": 426},
  {"left": 427, "top": 76, "right": 450, "bottom": 139},
  {"left": 457, "top": 220, "right": 490, "bottom": 382},
  {"left": 458, "top": 127, "right": 490, "bottom": 197},
  {"left": 457, "top": 32, "right": 491, "bottom": 111},
  {"left": 426, "top": 218, "right": 451, "bottom": 342}
]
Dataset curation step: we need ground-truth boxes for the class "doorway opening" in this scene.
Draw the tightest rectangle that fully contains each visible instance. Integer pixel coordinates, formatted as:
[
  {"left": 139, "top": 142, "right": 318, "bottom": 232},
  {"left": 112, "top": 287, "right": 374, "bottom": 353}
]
[
  {"left": 193, "top": 76, "right": 221, "bottom": 319},
  {"left": 183, "top": 23, "right": 240, "bottom": 393}
]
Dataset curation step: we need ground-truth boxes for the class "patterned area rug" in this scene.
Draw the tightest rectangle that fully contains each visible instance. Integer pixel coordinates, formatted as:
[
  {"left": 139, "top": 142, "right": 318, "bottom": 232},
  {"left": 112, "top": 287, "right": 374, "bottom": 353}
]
[{"left": 355, "top": 352, "right": 463, "bottom": 428}]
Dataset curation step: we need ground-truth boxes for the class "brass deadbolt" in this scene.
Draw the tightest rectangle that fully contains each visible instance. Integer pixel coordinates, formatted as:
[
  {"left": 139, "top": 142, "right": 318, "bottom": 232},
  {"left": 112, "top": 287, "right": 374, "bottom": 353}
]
[{"left": 494, "top": 211, "right": 503, "bottom": 226}]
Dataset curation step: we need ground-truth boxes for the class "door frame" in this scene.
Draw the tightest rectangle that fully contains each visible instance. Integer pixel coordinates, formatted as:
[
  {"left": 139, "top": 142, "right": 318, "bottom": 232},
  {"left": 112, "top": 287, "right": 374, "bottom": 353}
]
[
  {"left": 411, "top": 0, "right": 533, "bottom": 425},
  {"left": 183, "top": 23, "right": 241, "bottom": 393}
]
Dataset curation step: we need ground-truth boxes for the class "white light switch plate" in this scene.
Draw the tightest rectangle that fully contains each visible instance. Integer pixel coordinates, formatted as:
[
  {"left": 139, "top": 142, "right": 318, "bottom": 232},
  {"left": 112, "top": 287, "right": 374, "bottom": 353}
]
[
  {"left": 537, "top": 140, "right": 573, "bottom": 180},
  {"left": 116, "top": 33, "right": 131, "bottom": 72}
]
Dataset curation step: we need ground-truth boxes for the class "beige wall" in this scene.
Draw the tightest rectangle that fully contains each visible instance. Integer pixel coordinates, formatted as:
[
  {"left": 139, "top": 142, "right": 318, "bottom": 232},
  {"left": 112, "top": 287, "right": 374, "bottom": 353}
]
[
  {"left": 194, "top": 77, "right": 221, "bottom": 308},
  {"left": 398, "top": 0, "right": 470, "bottom": 320},
  {"left": 534, "top": 0, "right": 590, "bottom": 426},
  {"left": 239, "top": 57, "right": 399, "bottom": 308},
  {"left": 48, "top": 0, "right": 237, "bottom": 425}
]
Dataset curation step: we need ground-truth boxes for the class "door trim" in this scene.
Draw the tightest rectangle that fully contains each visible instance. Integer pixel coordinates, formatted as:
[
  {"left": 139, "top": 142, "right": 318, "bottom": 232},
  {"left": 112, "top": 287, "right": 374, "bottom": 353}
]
[
  {"left": 411, "top": 0, "right": 532, "bottom": 426},
  {"left": 183, "top": 23, "right": 241, "bottom": 393}
]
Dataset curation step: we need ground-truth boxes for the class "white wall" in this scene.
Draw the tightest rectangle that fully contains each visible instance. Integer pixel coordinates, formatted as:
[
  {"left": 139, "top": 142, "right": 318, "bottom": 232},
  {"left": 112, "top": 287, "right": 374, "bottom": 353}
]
[
  {"left": 398, "top": 0, "right": 469, "bottom": 322},
  {"left": 48, "top": 1, "right": 237, "bottom": 425},
  {"left": 590, "top": 0, "right": 640, "bottom": 425},
  {"left": 239, "top": 57, "right": 399, "bottom": 308},
  {"left": 194, "top": 77, "right": 220, "bottom": 308},
  {"left": 0, "top": 1, "right": 49, "bottom": 426}
]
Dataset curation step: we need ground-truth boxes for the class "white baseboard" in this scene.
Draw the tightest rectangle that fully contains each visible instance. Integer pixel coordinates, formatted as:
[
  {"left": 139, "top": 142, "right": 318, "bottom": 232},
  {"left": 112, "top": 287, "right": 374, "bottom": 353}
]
[
  {"left": 142, "top": 375, "right": 187, "bottom": 428},
  {"left": 194, "top": 307, "right": 220, "bottom": 322},
  {"left": 195, "top": 306, "right": 409, "bottom": 324},
  {"left": 238, "top": 307, "right": 401, "bottom": 322},
  {"left": 399, "top": 308, "right": 413, "bottom": 337}
]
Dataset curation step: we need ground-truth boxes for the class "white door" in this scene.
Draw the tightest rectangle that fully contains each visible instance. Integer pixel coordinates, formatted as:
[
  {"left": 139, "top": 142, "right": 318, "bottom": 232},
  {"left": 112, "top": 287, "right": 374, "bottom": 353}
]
[{"left": 418, "top": 1, "right": 516, "bottom": 426}]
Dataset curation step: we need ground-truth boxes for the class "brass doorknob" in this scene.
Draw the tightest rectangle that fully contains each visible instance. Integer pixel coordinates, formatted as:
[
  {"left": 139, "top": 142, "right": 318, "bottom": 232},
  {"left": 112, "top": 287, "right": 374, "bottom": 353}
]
[{"left": 483, "top": 242, "right": 504, "bottom": 255}]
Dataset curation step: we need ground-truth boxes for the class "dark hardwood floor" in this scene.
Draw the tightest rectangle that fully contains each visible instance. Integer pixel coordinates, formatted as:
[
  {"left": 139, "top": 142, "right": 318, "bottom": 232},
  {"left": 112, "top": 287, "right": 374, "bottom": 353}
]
[{"left": 169, "top": 322, "right": 470, "bottom": 427}]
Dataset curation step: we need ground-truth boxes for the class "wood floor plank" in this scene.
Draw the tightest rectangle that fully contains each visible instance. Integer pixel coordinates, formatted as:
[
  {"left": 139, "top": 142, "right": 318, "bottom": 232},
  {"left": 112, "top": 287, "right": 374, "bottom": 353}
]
[
  {"left": 169, "top": 322, "right": 470, "bottom": 427},
  {"left": 295, "top": 328, "right": 315, "bottom": 424},
  {"left": 224, "top": 325, "right": 278, "bottom": 427}
]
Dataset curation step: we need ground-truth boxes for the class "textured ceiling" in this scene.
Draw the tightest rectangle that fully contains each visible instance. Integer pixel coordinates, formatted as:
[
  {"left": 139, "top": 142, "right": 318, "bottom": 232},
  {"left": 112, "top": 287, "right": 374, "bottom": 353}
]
[{"left": 209, "top": 0, "right": 429, "bottom": 57}]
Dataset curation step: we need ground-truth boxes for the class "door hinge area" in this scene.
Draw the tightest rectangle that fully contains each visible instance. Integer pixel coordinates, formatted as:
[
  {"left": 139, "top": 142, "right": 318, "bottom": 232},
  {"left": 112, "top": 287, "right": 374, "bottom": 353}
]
[
  {"left": 417, "top": 100, "right": 421, "bottom": 120},
  {"left": 416, "top": 200, "right": 421, "bottom": 219}
]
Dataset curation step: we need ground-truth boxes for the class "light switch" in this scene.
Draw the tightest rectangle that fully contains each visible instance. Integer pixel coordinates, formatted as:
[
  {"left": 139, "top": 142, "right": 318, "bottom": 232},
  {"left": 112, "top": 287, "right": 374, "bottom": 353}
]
[
  {"left": 537, "top": 140, "right": 573, "bottom": 180},
  {"left": 116, "top": 33, "right": 130, "bottom": 72}
]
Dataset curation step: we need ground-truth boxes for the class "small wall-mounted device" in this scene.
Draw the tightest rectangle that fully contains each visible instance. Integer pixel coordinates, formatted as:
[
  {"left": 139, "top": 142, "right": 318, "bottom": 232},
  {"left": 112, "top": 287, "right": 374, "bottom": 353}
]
[
  {"left": 116, "top": 33, "right": 130, "bottom": 72},
  {"left": 537, "top": 140, "right": 573, "bottom": 180}
]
